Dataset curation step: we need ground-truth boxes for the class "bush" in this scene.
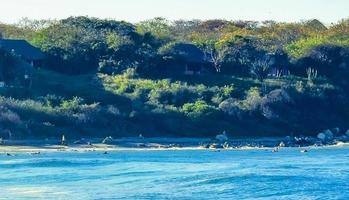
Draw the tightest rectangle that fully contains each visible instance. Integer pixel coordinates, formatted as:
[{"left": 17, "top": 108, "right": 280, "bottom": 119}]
[
  {"left": 60, "top": 97, "right": 84, "bottom": 111},
  {"left": 259, "top": 89, "right": 293, "bottom": 120},
  {"left": 181, "top": 100, "right": 215, "bottom": 118},
  {"left": 219, "top": 98, "right": 243, "bottom": 118}
]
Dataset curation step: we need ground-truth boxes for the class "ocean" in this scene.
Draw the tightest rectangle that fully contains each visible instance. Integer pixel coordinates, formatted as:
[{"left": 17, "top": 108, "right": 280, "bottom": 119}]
[{"left": 0, "top": 147, "right": 348, "bottom": 199}]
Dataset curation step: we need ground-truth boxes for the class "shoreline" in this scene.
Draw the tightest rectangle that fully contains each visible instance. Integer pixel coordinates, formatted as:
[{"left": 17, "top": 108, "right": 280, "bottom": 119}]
[{"left": 0, "top": 137, "right": 348, "bottom": 153}]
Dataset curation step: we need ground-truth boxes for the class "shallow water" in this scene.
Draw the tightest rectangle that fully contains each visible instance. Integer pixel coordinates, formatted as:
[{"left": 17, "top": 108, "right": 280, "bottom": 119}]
[{"left": 0, "top": 147, "right": 348, "bottom": 200}]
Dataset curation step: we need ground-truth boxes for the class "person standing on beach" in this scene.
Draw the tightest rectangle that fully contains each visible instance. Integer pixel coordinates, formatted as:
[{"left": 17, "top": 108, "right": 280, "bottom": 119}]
[{"left": 61, "top": 135, "right": 66, "bottom": 145}]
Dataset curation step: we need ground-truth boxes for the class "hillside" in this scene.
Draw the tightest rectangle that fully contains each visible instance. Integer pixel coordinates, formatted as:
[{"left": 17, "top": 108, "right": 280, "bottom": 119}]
[
  {"left": 0, "top": 17, "right": 349, "bottom": 139},
  {"left": 0, "top": 68, "right": 347, "bottom": 139}
]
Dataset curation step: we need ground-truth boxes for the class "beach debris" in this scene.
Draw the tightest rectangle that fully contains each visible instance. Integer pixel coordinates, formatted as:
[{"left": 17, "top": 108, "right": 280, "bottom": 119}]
[
  {"left": 31, "top": 151, "right": 41, "bottom": 155},
  {"left": 103, "top": 151, "right": 108, "bottom": 154},
  {"left": 216, "top": 131, "right": 228, "bottom": 142},
  {"left": 102, "top": 136, "right": 114, "bottom": 144},
  {"left": 6, "top": 153, "right": 13, "bottom": 156}
]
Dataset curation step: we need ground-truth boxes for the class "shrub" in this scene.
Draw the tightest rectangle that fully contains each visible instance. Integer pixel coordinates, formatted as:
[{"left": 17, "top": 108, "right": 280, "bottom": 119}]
[
  {"left": 286, "top": 35, "right": 349, "bottom": 59},
  {"left": 241, "top": 87, "right": 262, "bottom": 110},
  {"left": 181, "top": 100, "right": 215, "bottom": 118},
  {"left": 60, "top": 97, "right": 84, "bottom": 111},
  {"left": 219, "top": 98, "right": 243, "bottom": 118},
  {"left": 0, "top": 106, "right": 22, "bottom": 126}
]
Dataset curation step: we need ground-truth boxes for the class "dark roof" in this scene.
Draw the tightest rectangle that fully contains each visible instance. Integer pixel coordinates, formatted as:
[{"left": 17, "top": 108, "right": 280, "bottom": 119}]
[
  {"left": 0, "top": 39, "right": 44, "bottom": 60},
  {"left": 164, "top": 43, "right": 206, "bottom": 63}
]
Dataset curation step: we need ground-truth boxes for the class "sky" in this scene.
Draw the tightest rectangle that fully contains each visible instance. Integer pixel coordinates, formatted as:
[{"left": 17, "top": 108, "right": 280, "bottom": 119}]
[{"left": 0, "top": 0, "right": 348, "bottom": 24}]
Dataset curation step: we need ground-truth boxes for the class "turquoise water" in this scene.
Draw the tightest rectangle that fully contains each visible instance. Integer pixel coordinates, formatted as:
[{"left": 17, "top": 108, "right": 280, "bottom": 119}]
[{"left": 0, "top": 147, "right": 348, "bottom": 200}]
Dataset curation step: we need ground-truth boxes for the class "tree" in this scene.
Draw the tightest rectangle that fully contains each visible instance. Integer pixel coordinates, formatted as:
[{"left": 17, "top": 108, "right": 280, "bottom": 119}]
[
  {"left": 219, "top": 36, "right": 267, "bottom": 76},
  {"left": 31, "top": 17, "right": 138, "bottom": 74},
  {"left": 136, "top": 18, "right": 172, "bottom": 42},
  {"left": 250, "top": 58, "right": 271, "bottom": 82},
  {"left": 203, "top": 41, "right": 225, "bottom": 72}
]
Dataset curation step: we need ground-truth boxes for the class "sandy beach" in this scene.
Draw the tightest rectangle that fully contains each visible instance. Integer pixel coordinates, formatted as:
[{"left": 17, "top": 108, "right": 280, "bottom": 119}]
[{"left": 0, "top": 137, "right": 348, "bottom": 153}]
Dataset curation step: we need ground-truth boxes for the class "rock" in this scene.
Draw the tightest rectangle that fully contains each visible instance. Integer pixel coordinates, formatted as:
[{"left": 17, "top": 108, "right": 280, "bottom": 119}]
[
  {"left": 209, "top": 143, "right": 223, "bottom": 149},
  {"left": 260, "top": 89, "right": 293, "bottom": 120},
  {"left": 223, "top": 142, "right": 230, "bottom": 149},
  {"left": 279, "top": 142, "right": 285, "bottom": 147},
  {"left": 345, "top": 130, "right": 349, "bottom": 137},
  {"left": 216, "top": 132, "right": 228, "bottom": 142},
  {"left": 102, "top": 136, "right": 114, "bottom": 144},
  {"left": 317, "top": 132, "right": 326, "bottom": 141},
  {"left": 317, "top": 130, "right": 334, "bottom": 142},
  {"left": 285, "top": 136, "right": 292, "bottom": 141},
  {"left": 332, "top": 127, "right": 340, "bottom": 134},
  {"left": 323, "top": 129, "right": 334, "bottom": 140},
  {"left": 137, "top": 143, "right": 147, "bottom": 148}
]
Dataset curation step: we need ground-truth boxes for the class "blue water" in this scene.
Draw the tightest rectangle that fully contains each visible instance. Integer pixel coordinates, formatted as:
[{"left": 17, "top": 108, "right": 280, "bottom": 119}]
[{"left": 0, "top": 147, "right": 348, "bottom": 200}]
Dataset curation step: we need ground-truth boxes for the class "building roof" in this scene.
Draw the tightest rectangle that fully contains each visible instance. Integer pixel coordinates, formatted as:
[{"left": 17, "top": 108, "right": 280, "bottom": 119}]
[
  {"left": 0, "top": 39, "right": 44, "bottom": 60},
  {"left": 163, "top": 43, "right": 206, "bottom": 64}
]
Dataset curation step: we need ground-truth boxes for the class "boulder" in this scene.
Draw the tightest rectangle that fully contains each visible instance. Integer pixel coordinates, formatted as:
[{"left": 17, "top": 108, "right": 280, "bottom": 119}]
[
  {"left": 209, "top": 143, "right": 223, "bottom": 149},
  {"left": 323, "top": 129, "right": 334, "bottom": 140},
  {"left": 317, "top": 132, "right": 326, "bottom": 141},
  {"left": 216, "top": 132, "right": 228, "bottom": 142},
  {"left": 317, "top": 130, "right": 334, "bottom": 142},
  {"left": 223, "top": 142, "right": 230, "bottom": 149},
  {"left": 345, "top": 130, "right": 349, "bottom": 137},
  {"left": 260, "top": 89, "right": 293, "bottom": 120},
  {"left": 279, "top": 142, "right": 285, "bottom": 147},
  {"left": 332, "top": 127, "right": 340, "bottom": 134}
]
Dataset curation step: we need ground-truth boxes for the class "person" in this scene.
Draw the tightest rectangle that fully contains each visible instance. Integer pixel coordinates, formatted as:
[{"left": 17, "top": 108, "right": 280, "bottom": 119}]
[{"left": 61, "top": 135, "right": 67, "bottom": 145}]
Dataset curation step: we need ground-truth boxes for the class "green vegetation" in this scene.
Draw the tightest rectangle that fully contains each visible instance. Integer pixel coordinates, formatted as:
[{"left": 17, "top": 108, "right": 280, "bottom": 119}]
[{"left": 0, "top": 17, "right": 349, "bottom": 139}]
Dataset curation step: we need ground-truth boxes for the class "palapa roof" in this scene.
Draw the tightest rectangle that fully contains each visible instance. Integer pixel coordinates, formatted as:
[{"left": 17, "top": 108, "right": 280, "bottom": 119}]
[
  {"left": 163, "top": 43, "right": 206, "bottom": 64},
  {"left": 0, "top": 39, "right": 44, "bottom": 60}
]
